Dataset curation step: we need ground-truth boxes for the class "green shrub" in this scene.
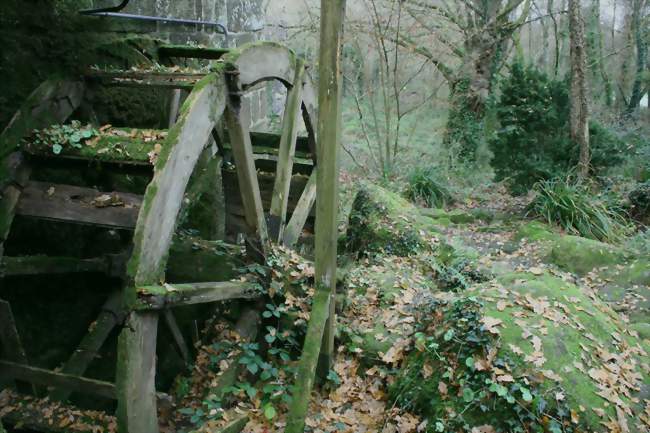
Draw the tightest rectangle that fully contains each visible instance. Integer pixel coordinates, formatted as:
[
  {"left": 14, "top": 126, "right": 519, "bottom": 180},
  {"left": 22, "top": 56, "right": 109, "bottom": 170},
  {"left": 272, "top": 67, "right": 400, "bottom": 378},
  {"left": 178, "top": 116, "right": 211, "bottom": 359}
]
[
  {"left": 528, "top": 178, "right": 629, "bottom": 242},
  {"left": 628, "top": 180, "right": 650, "bottom": 223},
  {"left": 490, "top": 63, "right": 626, "bottom": 194},
  {"left": 404, "top": 167, "right": 453, "bottom": 208}
]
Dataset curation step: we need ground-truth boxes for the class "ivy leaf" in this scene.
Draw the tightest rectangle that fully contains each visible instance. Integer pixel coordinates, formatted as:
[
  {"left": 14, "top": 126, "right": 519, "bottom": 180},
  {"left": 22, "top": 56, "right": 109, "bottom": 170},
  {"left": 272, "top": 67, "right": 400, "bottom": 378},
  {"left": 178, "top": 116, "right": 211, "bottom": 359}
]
[
  {"left": 263, "top": 403, "right": 277, "bottom": 420},
  {"left": 443, "top": 329, "right": 454, "bottom": 341},
  {"left": 246, "top": 362, "right": 259, "bottom": 374},
  {"left": 521, "top": 387, "right": 533, "bottom": 402},
  {"left": 52, "top": 144, "right": 63, "bottom": 155},
  {"left": 462, "top": 388, "right": 475, "bottom": 402},
  {"left": 465, "top": 356, "right": 475, "bottom": 370}
]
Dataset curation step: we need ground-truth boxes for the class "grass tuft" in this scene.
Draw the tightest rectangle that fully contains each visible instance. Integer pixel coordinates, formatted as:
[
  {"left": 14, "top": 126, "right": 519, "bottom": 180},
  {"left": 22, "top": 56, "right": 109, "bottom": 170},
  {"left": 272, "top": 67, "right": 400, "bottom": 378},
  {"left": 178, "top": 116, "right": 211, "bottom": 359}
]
[
  {"left": 404, "top": 167, "right": 453, "bottom": 208},
  {"left": 527, "top": 178, "right": 629, "bottom": 243}
]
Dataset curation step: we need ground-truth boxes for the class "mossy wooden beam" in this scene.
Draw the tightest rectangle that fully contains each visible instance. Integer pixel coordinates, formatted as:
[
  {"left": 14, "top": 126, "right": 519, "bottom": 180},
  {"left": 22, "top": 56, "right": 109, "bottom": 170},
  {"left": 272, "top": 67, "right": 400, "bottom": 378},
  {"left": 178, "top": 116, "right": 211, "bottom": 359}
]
[
  {"left": 0, "top": 360, "right": 116, "bottom": 399},
  {"left": 284, "top": 289, "right": 331, "bottom": 433},
  {"left": 134, "top": 281, "right": 258, "bottom": 310},
  {"left": 49, "top": 292, "right": 125, "bottom": 402},
  {"left": 283, "top": 169, "right": 317, "bottom": 248},
  {"left": 84, "top": 70, "right": 205, "bottom": 90},
  {"left": 270, "top": 60, "right": 306, "bottom": 242},
  {"left": 158, "top": 45, "right": 230, "bottom": 60},
  {"left": 116, "top": 312, "right": 159, "bottom": 433},
  {"left": 23, "top": 128, "right": 166, "bottom": 166},
  {"left": 314, "top": 0, "right": 346, "bottom": 377}
]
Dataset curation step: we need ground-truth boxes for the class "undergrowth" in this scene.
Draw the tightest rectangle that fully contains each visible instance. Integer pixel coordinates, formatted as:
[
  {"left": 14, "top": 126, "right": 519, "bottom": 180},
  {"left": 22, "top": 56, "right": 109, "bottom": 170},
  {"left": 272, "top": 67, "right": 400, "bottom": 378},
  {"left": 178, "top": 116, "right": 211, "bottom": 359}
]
[
  {"left": 389, "top": 298, "right": 574, "bottom": 433},
  {"left": 527, "top": 178, "right": 629, "bottom": 242},
  {"left": 405, "top": 167, "right": 454, "bottom": 208}
]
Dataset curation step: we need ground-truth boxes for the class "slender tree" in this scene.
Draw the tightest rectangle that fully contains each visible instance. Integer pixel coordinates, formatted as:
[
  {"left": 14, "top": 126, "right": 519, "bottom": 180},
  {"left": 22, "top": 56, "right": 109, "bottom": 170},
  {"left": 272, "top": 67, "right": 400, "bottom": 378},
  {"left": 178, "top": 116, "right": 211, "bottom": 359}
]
[{"left": 568, "top": 0, "right": 590, "bottom": 178}]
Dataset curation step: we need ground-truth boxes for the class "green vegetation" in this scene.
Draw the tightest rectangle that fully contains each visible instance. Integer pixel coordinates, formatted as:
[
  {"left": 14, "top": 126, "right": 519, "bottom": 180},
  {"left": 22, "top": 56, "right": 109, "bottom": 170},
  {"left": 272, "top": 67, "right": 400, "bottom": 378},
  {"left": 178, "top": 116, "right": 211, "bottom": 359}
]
[
  {"left": 528, "top": 178, "right": 629, "bottom": 242},
  {"left": 404, "top": 167, "right": 454, "bottom": 208}
]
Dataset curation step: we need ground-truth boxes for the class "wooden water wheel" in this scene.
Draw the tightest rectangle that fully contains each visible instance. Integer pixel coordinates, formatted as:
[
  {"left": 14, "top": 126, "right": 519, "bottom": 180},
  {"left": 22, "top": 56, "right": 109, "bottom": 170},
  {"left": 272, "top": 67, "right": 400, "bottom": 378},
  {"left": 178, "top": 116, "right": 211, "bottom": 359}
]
[{"left": 0, "top": 42, "right": 318, "bottom": 433}]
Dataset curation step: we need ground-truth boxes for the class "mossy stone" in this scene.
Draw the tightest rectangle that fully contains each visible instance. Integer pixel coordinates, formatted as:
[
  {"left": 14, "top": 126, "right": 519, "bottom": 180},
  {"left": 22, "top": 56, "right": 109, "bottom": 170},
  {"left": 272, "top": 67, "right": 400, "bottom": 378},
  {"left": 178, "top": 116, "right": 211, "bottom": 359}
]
[
  {"left": 346, "top": 183, "right": 438, "bottom": 257},
  {"left": 548, "top": 235, "right": 630, "bottom": 274},
  {"left": 514, "top": 221, "right": 557, "bottom": 242}
]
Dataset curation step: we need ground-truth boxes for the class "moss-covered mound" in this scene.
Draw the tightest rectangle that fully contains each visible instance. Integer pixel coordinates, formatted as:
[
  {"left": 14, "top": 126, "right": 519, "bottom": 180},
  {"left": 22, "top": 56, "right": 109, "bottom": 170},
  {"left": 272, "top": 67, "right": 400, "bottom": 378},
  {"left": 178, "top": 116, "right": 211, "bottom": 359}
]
[
  {"left": 548, "top": 235, "right": 631, "bottom": 275},
  {"left": 390, "top": 271, "right": 650, "bottom": 433},
  {"left": 346, "top": 183, "right": 438, "bottom": 257}
]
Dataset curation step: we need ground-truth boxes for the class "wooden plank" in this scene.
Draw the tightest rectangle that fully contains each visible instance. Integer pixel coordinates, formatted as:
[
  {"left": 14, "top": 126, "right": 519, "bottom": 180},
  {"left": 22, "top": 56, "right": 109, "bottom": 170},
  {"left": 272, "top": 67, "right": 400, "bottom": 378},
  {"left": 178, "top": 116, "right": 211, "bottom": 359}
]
[
  {"left": 223, "top": 72, "right": 269, "bottom": 255},
  {"left": 135, "top": 281, "right": 258, "bottom": 310},
  {"left": 314, "top": 0, "right": 346, "bottom": 378},
  {"left": 49, "top": 292, "right": 125, "bottom": 402},
  {"left": 284, "top": 289, "right": 332, "bottom": 433},
  {"left": 84, "top": 70, "right": 205, "bottom": 90},
  {"left": 116, "top": 312, "right": 159, "bottom": 433},
  {"left": 15, "top": 181, "right": 142, "bottom": 229},
  {"left": 1, "top": 255, "right": 109, "bottom": 276},
  {"left": 0, "top": 300, "right": 32, "bottom": 393},
  {"left": 283, "top": 169, "right": 317, "bottom": 248},
  {"left": 163, "top": 309, "right": 191, "bottom": 366},
  {"left": 0, "top": 152, "right": 31, "bottom": 258},
  {"left": 270, "top": 60, "right": 306, "bottom": 242},
  {"left": 0, "top": 360, "right": 116, "bottom": 399},
  {"left": 158, "top": 45, "right": 230, "bottom": 60}
]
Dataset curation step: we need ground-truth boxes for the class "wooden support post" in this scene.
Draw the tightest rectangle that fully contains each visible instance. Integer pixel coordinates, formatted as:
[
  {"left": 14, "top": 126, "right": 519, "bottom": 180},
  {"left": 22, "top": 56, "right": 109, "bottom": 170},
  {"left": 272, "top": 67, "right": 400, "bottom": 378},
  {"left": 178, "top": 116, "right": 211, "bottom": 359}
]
[
  {"left": 282, "top": 169, "right": 317, "bottom": 248},
  {"left": 116, "top": 312, "right": 159, "bottom": 433},
  {"left": 0, "top": 300, "right": 33, "bottom": 393},
  {"left": 223, "top": 71, "right": 269, "bottom": 255},
  {"left": 49, "top": 292, "right": 124, "bottom": 402},
  {"left": 168, "top": 89, "right": 182, "bottom": 128},
  {"left": 285, "top": 3, "right": 345, "bottom": 431},
  {"left": 163, "top": 309, "right": 191, "bottom": 366},
  {"left": 315, "top": 0, "right": 346, "bottom": 377},
  {"left": 284, "top": 290, "right": 331, "bottom": 433},
  {"left": 269, "top": 60, "right": 306, "bottom": 241}
]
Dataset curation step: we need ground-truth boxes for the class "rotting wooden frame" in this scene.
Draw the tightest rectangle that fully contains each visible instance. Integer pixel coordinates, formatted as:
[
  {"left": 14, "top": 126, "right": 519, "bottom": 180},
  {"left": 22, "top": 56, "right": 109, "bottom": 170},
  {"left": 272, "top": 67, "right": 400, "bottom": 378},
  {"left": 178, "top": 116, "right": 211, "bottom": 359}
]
[{"left": 0, "top": 41, "right": 320, "bottom": 433}]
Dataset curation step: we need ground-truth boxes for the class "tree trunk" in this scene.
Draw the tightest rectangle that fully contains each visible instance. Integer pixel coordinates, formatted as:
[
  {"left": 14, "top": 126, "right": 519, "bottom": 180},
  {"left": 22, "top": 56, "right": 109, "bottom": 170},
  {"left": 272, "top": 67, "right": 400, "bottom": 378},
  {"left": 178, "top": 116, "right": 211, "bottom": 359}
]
[
  {"left": 569, "top": 0, "right": 591, "bottom": 178},
  {"left": 626, "top": 0, "right": 648, "bottom": 115}
]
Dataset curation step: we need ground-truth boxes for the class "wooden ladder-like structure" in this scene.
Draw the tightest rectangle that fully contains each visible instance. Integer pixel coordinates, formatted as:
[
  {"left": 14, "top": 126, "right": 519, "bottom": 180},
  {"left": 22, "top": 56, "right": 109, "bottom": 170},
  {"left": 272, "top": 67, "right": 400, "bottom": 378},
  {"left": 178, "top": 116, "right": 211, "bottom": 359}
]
[{"left": 0, "top": 42, "right": 319, "bottom": 433}]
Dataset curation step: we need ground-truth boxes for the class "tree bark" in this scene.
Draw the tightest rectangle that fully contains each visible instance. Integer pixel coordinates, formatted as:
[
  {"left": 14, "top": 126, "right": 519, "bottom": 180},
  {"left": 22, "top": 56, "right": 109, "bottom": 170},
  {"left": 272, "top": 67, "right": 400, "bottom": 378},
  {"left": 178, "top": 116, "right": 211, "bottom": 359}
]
[
  {"left": 626, "top": 0, "right": 648, "bottom": 115},
  {"left": 569, "top": 0, "right": 591, "bottom": 178}
]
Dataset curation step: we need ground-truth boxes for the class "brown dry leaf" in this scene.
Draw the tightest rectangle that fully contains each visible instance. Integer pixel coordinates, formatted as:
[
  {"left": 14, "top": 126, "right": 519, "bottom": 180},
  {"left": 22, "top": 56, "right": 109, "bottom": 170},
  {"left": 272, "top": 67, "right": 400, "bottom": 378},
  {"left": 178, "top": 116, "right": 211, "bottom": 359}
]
[
  {"left": 422, "top": 363, "right": 433, "bottom": 379},
  {"left": 508, "top": 344, "right": 524, "bottom": 356},
  {"left": 471, "top": 425, "right": 496, "bottom": 433},
  {"left": 496, "top": 300, "right": 507, "bottom": 311},
  {"left": 481, "top": 316, "right": 503, "bottom": 335},
  {"left": 529, "top": 266, "right": 544, "bottom": 275},
  {"left": 438, "top": 381, "right": 448, "bottom": 396}
]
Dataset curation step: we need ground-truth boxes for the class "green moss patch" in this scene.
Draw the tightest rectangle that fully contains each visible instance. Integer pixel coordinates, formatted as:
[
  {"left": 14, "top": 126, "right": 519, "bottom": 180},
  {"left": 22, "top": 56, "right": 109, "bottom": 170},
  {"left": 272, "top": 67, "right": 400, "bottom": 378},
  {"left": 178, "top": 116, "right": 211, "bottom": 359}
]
[
  {"left": 548, "top": 235, "right": 631, "bottom": 274},
  {"left": 391, "top": 271, "right": 649, "bottom": 432},
  {"left": 346, "top": 183, "right": 439, "bottom": 257}
]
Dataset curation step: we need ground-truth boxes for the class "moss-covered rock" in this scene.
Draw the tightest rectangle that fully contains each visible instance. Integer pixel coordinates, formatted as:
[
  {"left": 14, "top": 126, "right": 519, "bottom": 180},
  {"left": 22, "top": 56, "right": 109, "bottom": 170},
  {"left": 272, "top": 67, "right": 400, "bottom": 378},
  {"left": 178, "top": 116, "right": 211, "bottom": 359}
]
[
  {"left": 514, "top": 221, "right": 557, "bottom": 242},
  {"left": 548, "top": 235, "right": 630, "bottom": 274},
  {"left": 346, "top": 183, "right": 438, "bottom": 257},
  {"left": 391, "top": 271, "right": 650, "bottom": 433}
]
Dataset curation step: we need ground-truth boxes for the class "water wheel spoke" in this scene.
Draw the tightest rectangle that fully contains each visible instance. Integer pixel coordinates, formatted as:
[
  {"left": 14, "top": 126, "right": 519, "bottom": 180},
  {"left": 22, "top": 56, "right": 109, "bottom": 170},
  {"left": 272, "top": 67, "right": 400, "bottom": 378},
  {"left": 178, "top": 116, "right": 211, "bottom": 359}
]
[
  {"left": 270, "top": 60, "right": 306, "bottom": 242},
  {"left": 224, "top": 82, "right": 269, "bottom": 254},
  {"left": 282, "top": 169, "right": 317, "bottom": 248}
]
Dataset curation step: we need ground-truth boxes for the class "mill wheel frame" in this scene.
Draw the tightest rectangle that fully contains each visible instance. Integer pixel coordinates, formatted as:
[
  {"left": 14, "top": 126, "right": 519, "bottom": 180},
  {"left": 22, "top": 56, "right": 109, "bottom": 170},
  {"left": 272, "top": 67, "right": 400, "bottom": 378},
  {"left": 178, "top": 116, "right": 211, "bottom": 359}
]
[{"left": 0, "top": 41, "right": 319, "bottom": 433}]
